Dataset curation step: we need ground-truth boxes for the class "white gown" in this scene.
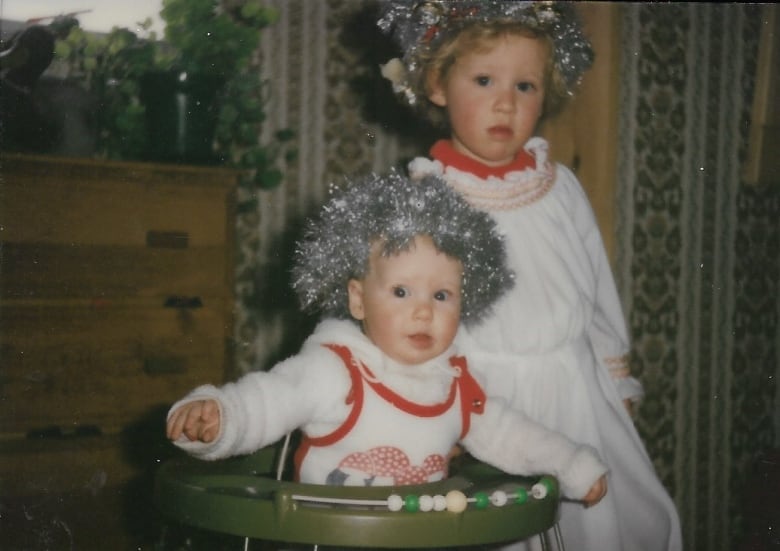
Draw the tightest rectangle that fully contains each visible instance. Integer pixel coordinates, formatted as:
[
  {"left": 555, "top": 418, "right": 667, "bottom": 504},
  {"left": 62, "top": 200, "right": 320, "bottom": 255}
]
[{"left": 409, "top": 137, "right": 682, "bottom": 551}]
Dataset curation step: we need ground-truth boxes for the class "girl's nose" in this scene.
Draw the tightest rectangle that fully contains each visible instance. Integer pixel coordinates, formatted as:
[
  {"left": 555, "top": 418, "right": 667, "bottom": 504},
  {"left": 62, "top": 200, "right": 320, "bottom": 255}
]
[{"left": 494, "top": 87, "right": 516, "bottom": 113}]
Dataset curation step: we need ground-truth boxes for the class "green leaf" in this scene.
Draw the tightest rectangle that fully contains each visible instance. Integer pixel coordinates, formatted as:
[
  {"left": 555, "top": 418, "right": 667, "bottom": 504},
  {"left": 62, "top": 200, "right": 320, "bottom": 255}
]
[
  {"left": 258, "top": 169, "right": 283, "bottom": 190},
  {"left": 275, "top": 129, "right": 295, "bottom": 141}
]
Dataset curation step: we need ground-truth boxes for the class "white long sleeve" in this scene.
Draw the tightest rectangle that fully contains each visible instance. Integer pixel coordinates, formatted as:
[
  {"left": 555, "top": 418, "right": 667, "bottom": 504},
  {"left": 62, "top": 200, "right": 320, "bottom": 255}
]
[
  {"left": 167, "top": 322, "right": 355, "bottom": 460},
  {"left": 462, "top": 394, "right": 607, "bottom": 500}
]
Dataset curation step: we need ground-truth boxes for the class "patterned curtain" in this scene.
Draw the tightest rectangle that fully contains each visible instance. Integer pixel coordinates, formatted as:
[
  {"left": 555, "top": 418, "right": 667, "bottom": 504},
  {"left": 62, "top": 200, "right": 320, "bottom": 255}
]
[
  {"left": 233, "top": 0, "right": 430, "bottom": 374},
  {"left": 616, "top": 4, "right": 779, "bottom": 549},
  {"left": 234, "top": 2, "right": 779, "bottom": 549}
]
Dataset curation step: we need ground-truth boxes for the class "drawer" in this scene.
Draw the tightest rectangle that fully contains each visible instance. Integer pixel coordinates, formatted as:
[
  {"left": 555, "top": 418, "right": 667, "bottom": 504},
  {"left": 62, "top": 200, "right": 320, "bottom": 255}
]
[
  {"left": 0, "top": 431, "right": 169, "bottom": 547},
  {"left": 2, "top": 173, "right": 232, "bottom": 247},
  {"left": 0, "top": 433, "right": 136, "bottom": 496},
  {"left": 1, "top": 154, "right": 235, "bottom": 248},
  {"left": 1, "top": 242, "right": 229, "bottom": 299},
  {"left": 0, "top": 301, "right": 230, "bottom": 436}
]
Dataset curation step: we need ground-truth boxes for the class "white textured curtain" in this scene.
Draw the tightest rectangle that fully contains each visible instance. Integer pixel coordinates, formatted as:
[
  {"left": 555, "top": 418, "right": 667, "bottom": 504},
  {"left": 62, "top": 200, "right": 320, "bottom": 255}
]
[{"left": 234, "top": 0, "right": 421, "bottom": 374}]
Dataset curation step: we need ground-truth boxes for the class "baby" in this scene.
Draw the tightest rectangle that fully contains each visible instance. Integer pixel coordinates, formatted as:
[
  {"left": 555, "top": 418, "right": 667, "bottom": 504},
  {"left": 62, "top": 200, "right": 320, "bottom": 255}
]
[{"left": 166, "top": 171, "right": 607, "bottom": 504}]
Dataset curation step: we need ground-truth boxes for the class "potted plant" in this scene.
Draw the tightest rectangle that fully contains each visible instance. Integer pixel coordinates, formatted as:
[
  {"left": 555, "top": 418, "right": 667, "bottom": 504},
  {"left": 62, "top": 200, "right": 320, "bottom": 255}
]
[
  {"left": 148, "top": 0, "right": 296, "bottom": 190},
  {"left": 51, "top": 17, "right": 158, "bottom": 160},
  {"left": 51, "top": 0, "right": 294, "bottom": 192}
]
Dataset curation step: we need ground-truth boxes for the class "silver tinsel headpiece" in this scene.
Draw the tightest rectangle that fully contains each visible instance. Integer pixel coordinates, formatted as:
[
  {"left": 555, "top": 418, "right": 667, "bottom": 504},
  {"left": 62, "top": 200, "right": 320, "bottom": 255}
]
[
  {"left": 292, "top": 171, "right": 514, "bottom": 326},
  {"left": 377, "top": 0, "right": 594, "bottom": 105}
]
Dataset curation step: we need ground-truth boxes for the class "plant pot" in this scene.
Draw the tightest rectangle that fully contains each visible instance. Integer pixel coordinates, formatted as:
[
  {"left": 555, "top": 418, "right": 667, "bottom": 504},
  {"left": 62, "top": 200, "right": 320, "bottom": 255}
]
[{"left": 140, "top": 71, "right": 223, "bottom": 165}]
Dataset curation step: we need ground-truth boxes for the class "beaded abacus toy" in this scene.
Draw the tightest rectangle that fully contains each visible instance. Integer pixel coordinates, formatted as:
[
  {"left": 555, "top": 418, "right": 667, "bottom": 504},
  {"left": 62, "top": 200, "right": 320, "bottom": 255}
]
[
  {"left": 290, "top": 477, "right": 554, "bottom": 513},
  {"left": 155, "top": 442, "right": 562, "bottom": 548}
]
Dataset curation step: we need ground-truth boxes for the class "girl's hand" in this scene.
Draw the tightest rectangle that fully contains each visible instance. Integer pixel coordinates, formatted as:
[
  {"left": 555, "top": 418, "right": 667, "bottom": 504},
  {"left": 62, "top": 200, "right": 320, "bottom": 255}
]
[
  {"left": 166, "top": 399, "right": 221, "bottom": 443},
  {"left": 623, "top": 398, "right": 635, "bottom": 418},
  {"left": 581, "top": 474, "right": 608, "bottom": 508}
]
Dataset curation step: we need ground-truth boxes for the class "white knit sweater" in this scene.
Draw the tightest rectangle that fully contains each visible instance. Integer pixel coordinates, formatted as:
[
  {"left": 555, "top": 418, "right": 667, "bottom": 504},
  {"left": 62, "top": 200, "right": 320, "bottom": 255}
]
[{"left": 168, "top": 318, "right": 607, "bottom": 498}]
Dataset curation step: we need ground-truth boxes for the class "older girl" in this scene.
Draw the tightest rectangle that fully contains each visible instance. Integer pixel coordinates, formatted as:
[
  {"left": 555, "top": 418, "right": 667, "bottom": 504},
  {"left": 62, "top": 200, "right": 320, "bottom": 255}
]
[{"left": 378, "top": 2, "right": 682, "bottom": 549}]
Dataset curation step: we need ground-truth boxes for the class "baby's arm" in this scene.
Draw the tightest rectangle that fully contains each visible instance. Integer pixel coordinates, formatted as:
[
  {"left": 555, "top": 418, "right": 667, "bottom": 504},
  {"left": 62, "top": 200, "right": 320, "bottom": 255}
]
[
  {"left": 164, "top": 364, "right": 304, "bottom": 460},
  {"left": 167, "top": 399, "right": 221, "bottom": 444},
  {"left": 164, "top": 328, "right": 355, "bottom": 461},
  {"left": 461, "top": 395, "right": 608, "bottom": 505}
]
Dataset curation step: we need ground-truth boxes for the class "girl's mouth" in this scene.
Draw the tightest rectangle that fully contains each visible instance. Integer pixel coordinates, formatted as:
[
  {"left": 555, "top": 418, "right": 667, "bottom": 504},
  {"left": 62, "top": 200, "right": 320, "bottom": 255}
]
[{"left": 487, "top": 126, "right": 513, "bottom": 139}]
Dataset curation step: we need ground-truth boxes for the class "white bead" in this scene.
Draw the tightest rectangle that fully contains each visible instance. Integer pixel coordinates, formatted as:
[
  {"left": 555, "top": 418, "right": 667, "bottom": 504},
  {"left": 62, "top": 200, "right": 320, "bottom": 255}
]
[
  {"left": 531, "top": 482, "right": 548, "bottom": 499},
  {"left": 387, "top": 494, "right": 404, "bottom": 512},
  {"left": 445, "top": 490, "right": 468, "bottom": 513},
  {"left": 433, "top": 494, "right": 447, "bottom": 511},
  {"left": 490, "top": 490, "right": 508, "bottom": 507},
  {"left": 419, "top": 494, "right": 434, "bottom": 512}
]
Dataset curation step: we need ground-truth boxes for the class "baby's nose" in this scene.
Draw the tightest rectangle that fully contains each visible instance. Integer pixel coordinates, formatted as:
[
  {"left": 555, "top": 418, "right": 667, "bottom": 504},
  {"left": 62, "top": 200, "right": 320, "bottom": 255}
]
[{"left": 413, "top": 301, "right": 433, "bottom": 319}]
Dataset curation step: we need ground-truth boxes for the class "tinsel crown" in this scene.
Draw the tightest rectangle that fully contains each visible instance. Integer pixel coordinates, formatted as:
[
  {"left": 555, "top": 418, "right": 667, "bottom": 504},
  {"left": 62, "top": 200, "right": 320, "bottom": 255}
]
[
  {"left": 292, "top": 171, "right": 514, "bottom": 326},
  {"left": 377, "top": 0, "right": 594, "bottom": 105}
]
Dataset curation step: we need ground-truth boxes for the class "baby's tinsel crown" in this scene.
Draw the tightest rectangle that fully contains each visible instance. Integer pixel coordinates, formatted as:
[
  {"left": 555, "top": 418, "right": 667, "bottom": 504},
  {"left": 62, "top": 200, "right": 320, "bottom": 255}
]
[
  {"left": 292, "top": 170, "right": 514, "bottom": 326},
  {"left": 377, "top": 0, "right": 594, "bottom": 105}
]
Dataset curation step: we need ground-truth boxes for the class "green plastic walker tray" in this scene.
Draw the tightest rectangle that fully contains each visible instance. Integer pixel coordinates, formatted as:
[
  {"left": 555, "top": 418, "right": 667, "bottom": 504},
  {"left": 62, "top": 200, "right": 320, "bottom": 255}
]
[{"left": 154, "top": 446, "right": 560, "bottom": 548}]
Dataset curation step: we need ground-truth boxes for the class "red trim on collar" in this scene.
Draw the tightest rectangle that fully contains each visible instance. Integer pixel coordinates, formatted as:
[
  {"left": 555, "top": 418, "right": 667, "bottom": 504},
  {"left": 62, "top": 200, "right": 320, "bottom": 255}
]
[
  {"left": 430, "top": 140, "right": 535, "bottom": 179},
  {"left": 364, "top": 363, "right": 457, "bottom": 417}
]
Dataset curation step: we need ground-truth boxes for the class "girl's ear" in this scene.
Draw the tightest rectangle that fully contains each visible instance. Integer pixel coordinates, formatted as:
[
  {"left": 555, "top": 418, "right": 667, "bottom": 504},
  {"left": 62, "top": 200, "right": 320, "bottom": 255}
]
[
  {"left": 347, "top": 279, "right": 365, "bottom": 320},
  {"left": 426, "top": 71, "right": 447, "bottom": 107}
]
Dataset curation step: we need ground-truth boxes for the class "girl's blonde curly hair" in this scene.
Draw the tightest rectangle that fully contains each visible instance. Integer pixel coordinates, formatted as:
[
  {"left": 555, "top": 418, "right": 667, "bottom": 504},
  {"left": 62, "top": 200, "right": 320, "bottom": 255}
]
[
  {"left": 377, "top": 1, "right": 593, "bottom": 127},
  {"left": 411, "top": 21, "right": 571, "bottom": 127}
]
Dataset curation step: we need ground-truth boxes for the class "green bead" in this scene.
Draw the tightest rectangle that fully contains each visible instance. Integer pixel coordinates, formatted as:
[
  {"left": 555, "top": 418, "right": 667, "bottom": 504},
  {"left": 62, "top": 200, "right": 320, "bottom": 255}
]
[
  {"left": 474, "top": 492, "right": 489, "bottom": 509},
  {"left": 515, "top": 488, "right": 528, "bottom": 504},
  {"left": 404, "top": 494, "right": 420, "bottom": 512}
]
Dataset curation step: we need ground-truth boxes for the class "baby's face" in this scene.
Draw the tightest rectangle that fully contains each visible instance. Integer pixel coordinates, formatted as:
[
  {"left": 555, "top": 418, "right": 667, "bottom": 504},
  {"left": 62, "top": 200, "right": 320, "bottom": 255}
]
[{"left": 348, "top": 235, "right": 462, "bottom": 365}]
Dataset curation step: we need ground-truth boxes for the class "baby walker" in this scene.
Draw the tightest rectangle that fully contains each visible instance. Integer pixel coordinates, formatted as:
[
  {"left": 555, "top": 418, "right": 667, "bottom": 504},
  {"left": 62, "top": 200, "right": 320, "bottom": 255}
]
[{"left": 154, "top": 433, "right": 565, "bottom": 549}]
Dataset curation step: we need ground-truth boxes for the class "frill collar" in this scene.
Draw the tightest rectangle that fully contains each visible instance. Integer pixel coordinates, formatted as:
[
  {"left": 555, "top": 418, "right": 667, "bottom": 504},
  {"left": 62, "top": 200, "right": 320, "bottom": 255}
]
[
  {"left": 409, "top": 138, "right": 555, "bottom": 212},
  {"left": 430, "top": 139, "right": 535, "bottom": 179}
]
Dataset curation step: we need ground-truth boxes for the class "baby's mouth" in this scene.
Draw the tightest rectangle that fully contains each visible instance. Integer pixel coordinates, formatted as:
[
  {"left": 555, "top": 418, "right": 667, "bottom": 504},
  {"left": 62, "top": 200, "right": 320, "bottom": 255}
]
[{"left": 408, "top": 333, "right": 433, "bottom": 348}]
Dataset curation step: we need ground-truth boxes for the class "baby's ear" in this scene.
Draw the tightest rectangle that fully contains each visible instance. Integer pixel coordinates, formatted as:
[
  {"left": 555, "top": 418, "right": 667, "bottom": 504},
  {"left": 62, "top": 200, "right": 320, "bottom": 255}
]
[{"left": 347, "top": 279, "right": 365, "bottom": 320}]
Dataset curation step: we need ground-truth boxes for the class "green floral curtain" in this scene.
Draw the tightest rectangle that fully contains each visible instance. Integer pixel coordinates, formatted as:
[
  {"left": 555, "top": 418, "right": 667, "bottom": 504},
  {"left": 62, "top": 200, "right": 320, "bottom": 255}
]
[{"left": 616, "top": 4, "right": 779, "bottom": 549}]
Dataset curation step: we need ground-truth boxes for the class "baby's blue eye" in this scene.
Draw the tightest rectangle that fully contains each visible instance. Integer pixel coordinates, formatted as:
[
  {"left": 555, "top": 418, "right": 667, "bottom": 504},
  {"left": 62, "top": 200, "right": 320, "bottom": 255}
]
[
  {"left": 434, "top": 290, "right": 450, "bottom": 301},
  {"left": 516, "top": 82, "right": 535, "bottom": 92},
  {"left": 393, "top": 286, "right": 408, "bottom": 298},
  {"left": 475, "top": 76, "right": 491, "bottom": 86}
]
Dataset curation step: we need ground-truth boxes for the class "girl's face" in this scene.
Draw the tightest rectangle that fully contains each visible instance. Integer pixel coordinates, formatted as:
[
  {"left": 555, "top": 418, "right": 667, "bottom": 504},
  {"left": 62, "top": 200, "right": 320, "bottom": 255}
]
[
  {"left": 348, "top": 235, "right": 462, "bottom": 366},
  {"left": 428, "top": 34, "right": 548, "bottom": 166}
]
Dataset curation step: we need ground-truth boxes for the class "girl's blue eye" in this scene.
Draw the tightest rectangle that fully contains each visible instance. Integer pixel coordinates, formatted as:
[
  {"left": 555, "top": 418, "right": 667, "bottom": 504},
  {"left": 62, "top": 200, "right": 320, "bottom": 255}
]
[
  {"left": 475, "top": 76, "right": 491, "bottom": 86},
  {"left": 434, "top": 290, "right": 450, "bottom": 301},
  {"left": 516, "top": 82, "right": 535, "bottom": 92},
  {"left": 393, "top": 286, "right": 408, "bottom": 298}
]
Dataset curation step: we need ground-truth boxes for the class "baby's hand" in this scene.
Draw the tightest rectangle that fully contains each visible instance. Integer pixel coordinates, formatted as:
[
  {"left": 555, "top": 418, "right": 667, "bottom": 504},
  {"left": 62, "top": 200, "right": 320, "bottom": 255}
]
[
  {"left": 166, "top": 399, "right": 221, "bottom": 443},
  {"left": 581, "top": 474, "right": 608, "bottom": 508}
]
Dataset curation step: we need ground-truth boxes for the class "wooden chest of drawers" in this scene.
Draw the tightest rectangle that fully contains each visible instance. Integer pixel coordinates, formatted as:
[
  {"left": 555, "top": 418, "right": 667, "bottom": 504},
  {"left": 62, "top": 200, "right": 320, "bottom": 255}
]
[{"left": 0, "top": 154, "right": 237, "bottom": 546}]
